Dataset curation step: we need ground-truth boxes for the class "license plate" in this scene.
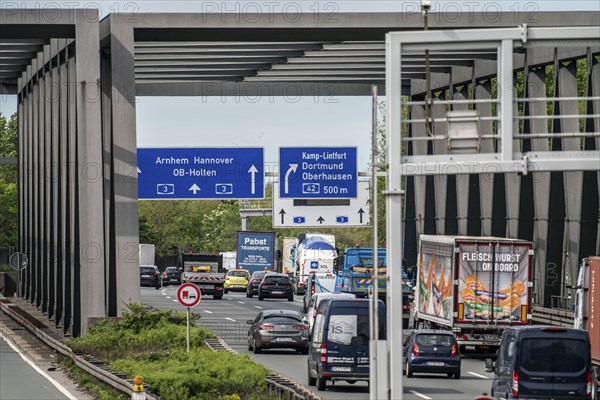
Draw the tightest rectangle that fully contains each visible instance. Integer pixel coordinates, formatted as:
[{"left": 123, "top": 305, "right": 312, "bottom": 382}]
[
  {"left": 427, "top": 362, "right": 445, "bottom": 367},
  {"left": 170, "top": 279, "right": 178, "bottom": 282},
  {"left": 331, "top": 366, "right": 352, "bottom": 372},
  {"left": 199, "top": 284, "right": 214, "bottom": 289},
  {"left": 274, "top": 337, "right": 293, "bottom": 342},
  {"left": 141, "top": 275, "right": 150, "bottom": 278},
  {"left": 272, "top": 291, "right": 283, "bottom": 294}
]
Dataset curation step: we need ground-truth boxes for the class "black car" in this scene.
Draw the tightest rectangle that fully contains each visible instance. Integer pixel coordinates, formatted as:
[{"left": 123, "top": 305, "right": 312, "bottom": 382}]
[
  {"left": 162, "top": 266, "right": 181, "bottom": 286},
  {"left": 258, "top": 273, "right": 294, "bottom": 301},
  {"left": 247, "top": 309, "right": 309, "bottom": 354},
  {"left": 140, "top": 265, "right": 162, "bottom": 289},
  {"left": 403, "top": 330, "right": 461, "bottom": 379},
  {"left": 486, "top": 326, "right": 592, "bottom": 400},
  {"left": 247, "top": 271, "right": 268, "bottom": 298}
]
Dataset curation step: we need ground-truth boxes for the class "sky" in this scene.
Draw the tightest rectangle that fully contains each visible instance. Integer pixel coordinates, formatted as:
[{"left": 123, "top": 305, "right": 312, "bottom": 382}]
[{"left": 1, "top": 1, "right": 598, "bottom": 171}]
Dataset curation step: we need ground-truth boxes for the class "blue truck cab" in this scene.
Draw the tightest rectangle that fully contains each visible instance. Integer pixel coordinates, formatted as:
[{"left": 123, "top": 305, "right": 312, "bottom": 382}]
[{"left": 337, "top": 247, "right": 414, "bottom": 329}]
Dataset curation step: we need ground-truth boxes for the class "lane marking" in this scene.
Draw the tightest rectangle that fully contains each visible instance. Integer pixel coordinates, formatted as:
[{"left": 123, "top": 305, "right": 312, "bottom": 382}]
[
  {"left": 166, "top": 296, "right": 171, "bottom": 299},
  {"left": 468, "top": 371, "right": 489, "bottom": 379},
  {"left": 224, "top": 317, "right": 236, "bottom": 322},
  {"left": 203, "top": 310, "right": 213, "bottom": 314},
  {"left": 172, "top": 299, "right": 178, "bottom": 302},
  {"left": 238, "top": 301, "right": 245, "bottom": 304},
  {"left": 0, "top": 332, "right": 78, "bottom": 400},
  {"left": 254, "top": 306, "right": 263, "bottom": 309},
  {"left": 409, "top": 390, "right": 432, "bottom": 400}
]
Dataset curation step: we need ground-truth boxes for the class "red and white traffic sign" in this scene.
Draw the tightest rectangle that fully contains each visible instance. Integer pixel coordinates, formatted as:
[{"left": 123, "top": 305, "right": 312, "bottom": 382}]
[{"left": 177, "top": 283, "right": 201, "bottom": 308}]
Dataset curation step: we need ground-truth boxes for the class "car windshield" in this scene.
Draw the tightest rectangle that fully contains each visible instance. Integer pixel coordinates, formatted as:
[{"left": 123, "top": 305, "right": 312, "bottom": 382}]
[
  {"left": 520, "top": 338, "right": 588, "bottom": 373},
  {"left": 264, "top": 276, "right": 289, "bottom": 284},
  {"left": 228, "top": 271, "right": 248, "bottom": 277},
  {"left": 140, "top": 267, "right": 155, "bottom": 274},
  {"left": 252, "top": 273, "right": 266, "bottom": 280},
  {"left": 165, "top": 267, "right": 177, "bottom": 272},
  {"left": 264, "top": 315, "right": 302, "bottom": 324},
  {"left": 416, "top": 334, "right": 455, "bottom": 346}
]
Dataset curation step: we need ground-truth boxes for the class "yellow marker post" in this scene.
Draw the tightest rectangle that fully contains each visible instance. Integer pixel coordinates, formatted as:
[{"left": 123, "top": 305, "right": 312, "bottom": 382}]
[{"left": 131, "top": 375, "right": 145, "bottom": 400}]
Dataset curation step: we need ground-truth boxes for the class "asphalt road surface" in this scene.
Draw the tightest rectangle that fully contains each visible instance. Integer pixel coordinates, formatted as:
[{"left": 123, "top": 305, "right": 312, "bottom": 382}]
[{"left": 142, "top": 285, "right": 495, "bottom": 400}]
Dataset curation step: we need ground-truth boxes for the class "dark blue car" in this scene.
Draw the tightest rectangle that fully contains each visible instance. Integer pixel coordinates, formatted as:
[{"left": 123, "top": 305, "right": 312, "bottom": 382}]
[{"left": 403, "top": 329, "right": 461, "bottom": 379}]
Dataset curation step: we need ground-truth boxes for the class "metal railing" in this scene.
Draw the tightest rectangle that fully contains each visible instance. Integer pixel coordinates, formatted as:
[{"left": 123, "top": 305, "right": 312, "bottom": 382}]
[
  {"left": 0, "top": 297, "right": 156, "bottom": 399},
  {"left": 239, "top": 199, "right": 273, "bottom": 211}
]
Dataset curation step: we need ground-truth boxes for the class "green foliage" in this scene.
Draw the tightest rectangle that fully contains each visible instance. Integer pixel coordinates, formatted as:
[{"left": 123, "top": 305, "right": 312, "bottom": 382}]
[
  {"left": 67, "top": 303, "right": 212, "bottom": 361},
  {"left": 112, "top": 349, "right": 269, "bottom": 400},
  {"left": 0, "top": 112, "right": 17, "bottom": 183},
  {"left": 0, "top": 178, "right": 17, "bottom": 247},
  {"left": 66, "top": 303, "right": 269, "bottom": 400}
]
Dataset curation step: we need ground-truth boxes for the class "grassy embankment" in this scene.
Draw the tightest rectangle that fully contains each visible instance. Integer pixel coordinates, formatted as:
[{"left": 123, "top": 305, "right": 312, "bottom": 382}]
[{"left": 64, "top": 303, "right": 271, "bottom": 400}]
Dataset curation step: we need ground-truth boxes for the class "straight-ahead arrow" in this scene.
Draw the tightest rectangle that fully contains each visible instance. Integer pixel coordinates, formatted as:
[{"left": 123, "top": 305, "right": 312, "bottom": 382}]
[
  {"left": 189, "top": 184, "right": 201, "bottom": 194},
  {"left": 358, "top": 208, "right": 365, "bottom": 223},
  {"left": 279, "top": 209, "right": 286, "bottom": 224},
  {"left": 284, "top": 164, "right": 298, "bottom": 194},
  {"left": 248, "top": 165, "right": 258, "bottom": 194},
  {"left": 317, "top": 216, "right": 325, "bottom": 224}
]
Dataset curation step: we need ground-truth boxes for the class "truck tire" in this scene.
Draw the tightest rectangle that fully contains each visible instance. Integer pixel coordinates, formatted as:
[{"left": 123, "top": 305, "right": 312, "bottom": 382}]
[
  {"left": 214, "top": 294, "right": 222, "bottom": 300},
  {"left": 224, "top": 289, "right": 229, "bottom": 294},
  {"left": 247, "top": 292, "right": 253, "bottom": 298},
  {"left": 258, "top": 295, "right": 264, "bottom": 301},
  {"left": 288, "top": 295, "right": 294, "bottom": 302}
]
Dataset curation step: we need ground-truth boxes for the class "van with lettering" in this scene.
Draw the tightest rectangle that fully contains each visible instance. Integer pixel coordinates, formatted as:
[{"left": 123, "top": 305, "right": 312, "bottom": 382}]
[
  {"left": 414, "top": 235, "right": 533, "bottom": 353},
  {"left": 307, "top": 298, "right": 385, "bottom": 391}
]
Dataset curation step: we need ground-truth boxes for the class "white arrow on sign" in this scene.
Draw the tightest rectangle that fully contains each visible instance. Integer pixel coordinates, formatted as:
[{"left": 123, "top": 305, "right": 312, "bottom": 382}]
[
  {"left": 284, "top": 164, "right": 298, "bottom": 194},
  {"left": 248, "top": 165, "right": 258, "bottom": 195},
  {"left": 137, "top": 167, "right": 141, "bottom": 173},
  {"left": 189, "top": 184, "right": 201, "bottom": 194}
]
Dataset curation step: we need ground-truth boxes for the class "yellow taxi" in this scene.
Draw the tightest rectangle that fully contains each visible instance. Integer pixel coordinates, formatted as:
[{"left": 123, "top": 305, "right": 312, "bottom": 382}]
[{"left": 224, "top": 269, "right": 251, "bottom": 294}]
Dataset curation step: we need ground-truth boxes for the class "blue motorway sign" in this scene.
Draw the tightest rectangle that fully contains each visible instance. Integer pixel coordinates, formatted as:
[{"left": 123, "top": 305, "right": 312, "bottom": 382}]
[
  {"left": 236, "top": 231, "right": 275, "bottom": 273},
  {"left": 279, "top": 147, "right": 357, "bottom": 198},
  {"left": 137, "top": 147, "right": 264, "bottom": 199}
]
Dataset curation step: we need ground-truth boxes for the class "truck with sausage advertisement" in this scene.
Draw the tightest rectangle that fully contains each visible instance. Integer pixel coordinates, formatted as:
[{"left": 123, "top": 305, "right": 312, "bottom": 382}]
[
  {"left": 574, "top": 256, "right": 600, "bottom": 399},
  {"left": 414, "top": 235, "right": 533, "bottom": 351}
]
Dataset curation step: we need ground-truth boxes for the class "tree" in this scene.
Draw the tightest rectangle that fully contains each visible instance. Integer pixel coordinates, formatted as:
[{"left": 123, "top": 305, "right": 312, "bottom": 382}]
[{"left": 0, "top": 112, "right": 18, "bottom": 247}]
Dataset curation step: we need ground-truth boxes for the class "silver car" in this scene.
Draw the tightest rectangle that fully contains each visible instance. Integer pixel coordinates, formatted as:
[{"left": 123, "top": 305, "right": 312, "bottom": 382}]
[{"left": 247, "top": 310, "right": 309, "bottom": 354}]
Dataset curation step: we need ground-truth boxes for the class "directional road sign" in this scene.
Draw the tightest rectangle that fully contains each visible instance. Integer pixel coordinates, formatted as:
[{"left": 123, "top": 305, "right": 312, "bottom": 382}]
[
  {"left": 273, "top": 181, "right": 370, "bottom": 228},
  {"left": 279, "top": 147, "right": 357, "bottom": 199},
  {"left": 138, "top": 147, "right": 264, "bottom": 199},
  {"left": 177, "top": 283, "right": 201, "bottom": 308}
]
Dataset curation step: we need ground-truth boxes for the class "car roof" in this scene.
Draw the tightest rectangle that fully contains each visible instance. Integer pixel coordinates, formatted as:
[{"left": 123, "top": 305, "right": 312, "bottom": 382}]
[
  {"left": 411, "top": 329, "right": 456, "bottom": 335},
  {"left": 262, "top": 309, "right": 302, "bottom": 317},
  {"left": 314, "top": 293, "right": 356, "bottom": 300},
  {"left": 140, "top": 265, "right": 157, "bottom": 268},
  {"left": 507, "top": 325, "right": 590, "bottom": 337},
  {"left": 263, "top": 273, "right": 288, "bottom": 278}
]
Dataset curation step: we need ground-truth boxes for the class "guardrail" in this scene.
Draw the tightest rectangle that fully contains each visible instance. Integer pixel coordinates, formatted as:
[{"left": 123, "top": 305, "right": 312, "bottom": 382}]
[
  {"left": 0, "top": 297, "right": 157, "bottom": 400},
  {"left": 531, "top": 305, "right": 574, "bottom": 327},
  {"left": 239, "top": 199, "right": 272, "bottom": 210},
  {"left": 205, "top": 337, "right": 322, "bottom": 400}
]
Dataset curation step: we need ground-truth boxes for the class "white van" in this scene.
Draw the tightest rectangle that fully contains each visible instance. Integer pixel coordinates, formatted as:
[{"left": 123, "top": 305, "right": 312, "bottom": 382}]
[{"left": 302, "top": 292, "right": 356, "bottom": 331}]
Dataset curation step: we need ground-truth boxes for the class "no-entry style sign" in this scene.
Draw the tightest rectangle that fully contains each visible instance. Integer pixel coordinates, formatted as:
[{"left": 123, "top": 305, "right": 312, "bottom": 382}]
[{"left": 177, "top": 283, "right": 201, "bottom": 308}]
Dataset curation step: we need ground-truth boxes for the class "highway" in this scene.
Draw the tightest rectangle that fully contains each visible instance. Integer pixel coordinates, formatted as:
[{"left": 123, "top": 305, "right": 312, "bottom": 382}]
[{"left": 142, "top": 286, "right": 495, "bottom": 400}]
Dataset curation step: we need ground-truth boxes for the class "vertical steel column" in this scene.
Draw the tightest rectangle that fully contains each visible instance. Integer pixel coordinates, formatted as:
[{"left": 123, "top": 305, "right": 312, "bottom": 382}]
[
  {"left": 49, "top": 40, "right": 59, "bottom": 320},
  {"left": 40, "top": 47, "right": 49, "bottom": 314},
  {"left": 57, "top": 39, "right": 69, "bottom": 330},
  {"left": 476, "top": 80, "right": 494, "bottom": 236},
  {"left": 385, "top": 32, "right": 404, "bottom": 400},
  {"left": 32, "top": 56, "right": 41, "bottom": 307},
  {"left": 101, "top": 15, "right": 141, "bottom": 315},
  {"left": 17, "top": 76, "right": 24, "bottom": 297},
  {"left": 25, "top": 64, "right": 33, "bottom": 300},
  {"left": 559, "top": 63, "right": 584, "bottom": 287},
  {"left": 75, "top": 9, "right": 106, "bottom": 334},
  {"left": 499, "top": 39, "right": 514, "bottom": 161}
]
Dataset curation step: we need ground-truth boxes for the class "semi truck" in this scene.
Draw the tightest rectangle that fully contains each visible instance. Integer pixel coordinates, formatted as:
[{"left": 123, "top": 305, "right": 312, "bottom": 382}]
[
  {"left": 574, "top": 256, "right": 600, "bottom": 399},
  {"left": 338, "top": 247, "right": 414, "bottom": 329},
  {"left": 179, "top": 252, "right": 225, "bottom": 300},
  {"left": 292, "top": 233, "right": 337, "bottom": 278},
  {"left": 414, "top": 235, "right": 534, "bottom": 351}
]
